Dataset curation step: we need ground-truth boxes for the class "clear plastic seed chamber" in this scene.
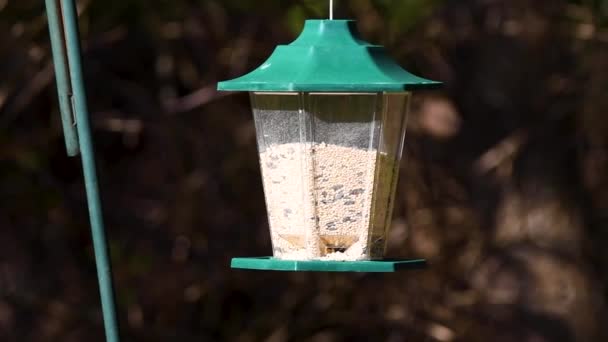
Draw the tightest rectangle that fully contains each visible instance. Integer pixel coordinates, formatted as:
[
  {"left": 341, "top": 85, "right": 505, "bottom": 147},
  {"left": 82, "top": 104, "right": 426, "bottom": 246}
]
[{"left": 252, "top": 92, "right": 410, "bottom": 260}]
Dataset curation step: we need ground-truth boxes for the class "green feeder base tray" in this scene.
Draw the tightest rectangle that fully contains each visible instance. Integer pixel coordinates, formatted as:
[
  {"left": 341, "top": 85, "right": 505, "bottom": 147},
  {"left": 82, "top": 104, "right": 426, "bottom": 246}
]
[{"left": 231, "top": 257, "right": 427, "bottom": 272}]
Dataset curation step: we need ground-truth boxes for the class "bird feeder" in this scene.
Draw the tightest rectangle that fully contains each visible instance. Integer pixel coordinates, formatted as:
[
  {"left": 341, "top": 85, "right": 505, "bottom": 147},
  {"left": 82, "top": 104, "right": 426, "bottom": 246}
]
[{"left": 218, "top": 20, "right": 441, "bottom": 272}]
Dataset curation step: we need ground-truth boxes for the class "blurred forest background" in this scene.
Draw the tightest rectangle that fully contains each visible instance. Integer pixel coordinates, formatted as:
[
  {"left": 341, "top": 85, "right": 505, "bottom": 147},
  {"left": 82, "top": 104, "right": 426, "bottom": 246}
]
[{"left": 1, "top": 0, "right": 608, "bottom": 341}]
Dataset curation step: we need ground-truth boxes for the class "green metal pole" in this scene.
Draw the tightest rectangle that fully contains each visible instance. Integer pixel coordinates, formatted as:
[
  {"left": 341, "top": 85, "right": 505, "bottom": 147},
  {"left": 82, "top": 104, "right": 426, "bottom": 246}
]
[{"left": 45, "top": 1, "right": 120, "bottom": 341}]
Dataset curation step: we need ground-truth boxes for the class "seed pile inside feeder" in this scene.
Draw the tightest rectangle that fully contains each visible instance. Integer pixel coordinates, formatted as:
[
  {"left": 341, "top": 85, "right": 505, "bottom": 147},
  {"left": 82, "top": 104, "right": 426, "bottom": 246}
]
[{"left": 259, "top": 142, "right": 380, "bottom": 261}]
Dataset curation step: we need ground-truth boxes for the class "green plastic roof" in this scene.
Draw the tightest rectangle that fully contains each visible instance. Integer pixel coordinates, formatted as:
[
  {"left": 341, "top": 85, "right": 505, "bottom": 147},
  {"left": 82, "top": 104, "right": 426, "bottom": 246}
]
[{"left": 217, "top": 20, "right": 441, "bottom": 92}]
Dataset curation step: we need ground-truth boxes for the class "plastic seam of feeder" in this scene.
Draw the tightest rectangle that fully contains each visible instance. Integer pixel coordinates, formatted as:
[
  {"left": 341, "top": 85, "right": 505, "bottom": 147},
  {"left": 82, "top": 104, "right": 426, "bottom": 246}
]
[{"left": 366, "top": 93, "right": 386, "bottom": 259}]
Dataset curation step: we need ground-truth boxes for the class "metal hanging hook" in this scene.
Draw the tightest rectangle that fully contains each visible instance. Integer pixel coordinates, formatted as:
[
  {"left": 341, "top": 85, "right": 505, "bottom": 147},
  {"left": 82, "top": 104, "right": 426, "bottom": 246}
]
[{"left": 46, "top": 0, "right": 79, "bottom": 156}]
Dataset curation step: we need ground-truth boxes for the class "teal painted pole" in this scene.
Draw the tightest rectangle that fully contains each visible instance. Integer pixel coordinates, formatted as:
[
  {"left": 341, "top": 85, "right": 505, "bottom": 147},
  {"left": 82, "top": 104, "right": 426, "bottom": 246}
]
[{"left": 45, "top": 1, "right": 120, "bottom": 341}]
